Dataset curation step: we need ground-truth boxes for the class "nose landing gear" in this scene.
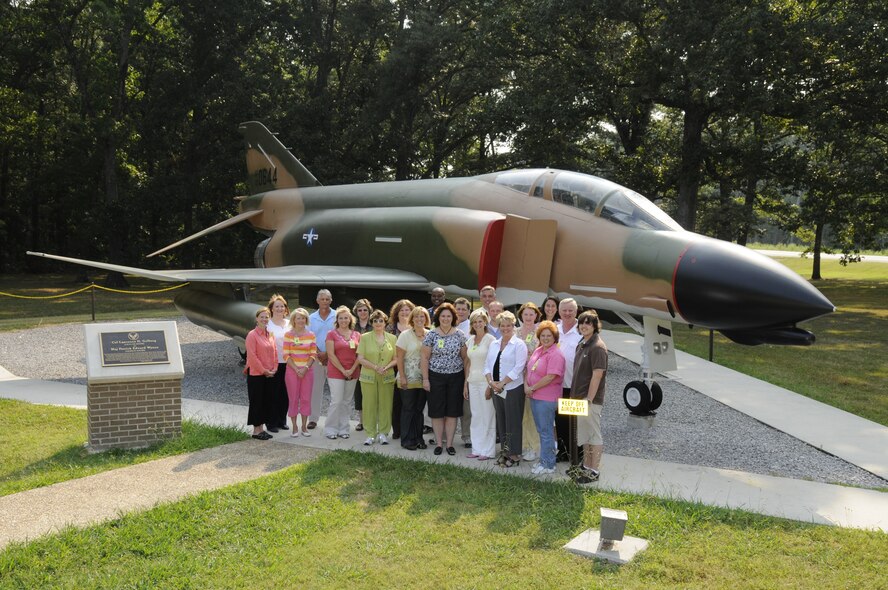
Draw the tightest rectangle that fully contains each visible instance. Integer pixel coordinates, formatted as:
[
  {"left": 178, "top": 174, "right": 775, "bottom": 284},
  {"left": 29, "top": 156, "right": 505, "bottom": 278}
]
[
  {"left": 622, "top": 380, "right": 663, "bottom": 415},
  {"left": 616, "top": 314, "right": 674, "bottom": 416}
]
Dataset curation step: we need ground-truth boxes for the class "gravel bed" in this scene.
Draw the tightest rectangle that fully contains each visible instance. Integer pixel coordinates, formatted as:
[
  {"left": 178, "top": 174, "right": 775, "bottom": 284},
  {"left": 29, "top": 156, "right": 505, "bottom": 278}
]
[{"left": 1, "top": 317, "right": 885, "bottom": 489}]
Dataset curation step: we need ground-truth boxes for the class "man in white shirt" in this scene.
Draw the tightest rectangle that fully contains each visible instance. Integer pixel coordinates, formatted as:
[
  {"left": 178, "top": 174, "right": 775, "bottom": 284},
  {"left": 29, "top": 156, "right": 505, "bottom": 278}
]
[
  {"left": 452, "top": 296, "right": 472, "bottom": 446},
  {"left": 307, "top": 289, "right": 335, "bottom": 429},
  {"left": 556, "top": 298, "right": 581, "bottom": 461},
  {"left": 487, "top": 300, "right": 503, "bottom": 339},
  {"left": 479, "top": 285, "right": 496, "bottom": 312},
  {"left": 454, "top": 297, "right": 471, "bottom": 336}
]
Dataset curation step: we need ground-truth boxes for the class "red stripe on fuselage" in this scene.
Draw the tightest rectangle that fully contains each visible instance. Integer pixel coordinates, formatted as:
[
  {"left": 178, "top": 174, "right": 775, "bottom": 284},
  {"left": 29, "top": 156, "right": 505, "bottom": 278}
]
[
  {"left": 478, "top": 219, "right": 505, "bottom": 290},
  {"left": 671, "top": 242, "right": 694, "bottom": 322}
]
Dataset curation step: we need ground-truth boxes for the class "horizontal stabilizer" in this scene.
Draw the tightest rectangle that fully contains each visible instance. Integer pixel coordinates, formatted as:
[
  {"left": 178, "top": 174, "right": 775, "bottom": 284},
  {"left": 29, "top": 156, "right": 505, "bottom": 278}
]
[
  {"left": 27, "top": 252, "right": 189, "bottom": 281},
  {"left": 147, "top": 209, "right": 263, "bottom": 257},
  {"left": 27, "top": 251, "right": 430, "bottom": 289}
]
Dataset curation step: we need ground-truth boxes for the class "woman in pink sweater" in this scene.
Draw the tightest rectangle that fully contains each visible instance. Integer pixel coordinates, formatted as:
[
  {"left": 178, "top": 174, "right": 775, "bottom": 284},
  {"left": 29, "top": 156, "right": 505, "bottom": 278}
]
[{"left": 245, "top": 307, "right": 277, "bottom": 440}]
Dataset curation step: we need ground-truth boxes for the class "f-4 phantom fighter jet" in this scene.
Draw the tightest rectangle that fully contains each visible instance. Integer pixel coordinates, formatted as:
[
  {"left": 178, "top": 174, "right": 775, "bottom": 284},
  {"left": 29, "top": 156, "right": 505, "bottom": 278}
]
[{"left": 30, "top": 121, "right": 834, "bottom": 414}]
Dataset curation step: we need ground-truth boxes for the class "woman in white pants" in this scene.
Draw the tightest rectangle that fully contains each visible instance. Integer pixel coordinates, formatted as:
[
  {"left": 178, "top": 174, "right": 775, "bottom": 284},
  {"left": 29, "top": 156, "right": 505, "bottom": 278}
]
[
  {"left": 324, "top": 306, "right": 361, "bottom": 439},
  {"left": 463, "top": 309, "right": 497, "bottom": 460}
]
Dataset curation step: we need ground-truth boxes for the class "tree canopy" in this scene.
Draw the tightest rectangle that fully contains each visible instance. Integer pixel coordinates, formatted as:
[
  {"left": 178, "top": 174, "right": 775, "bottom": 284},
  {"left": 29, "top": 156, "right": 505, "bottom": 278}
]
[{"left": 1, "top": 0, "right": 885, "bottom": 277}]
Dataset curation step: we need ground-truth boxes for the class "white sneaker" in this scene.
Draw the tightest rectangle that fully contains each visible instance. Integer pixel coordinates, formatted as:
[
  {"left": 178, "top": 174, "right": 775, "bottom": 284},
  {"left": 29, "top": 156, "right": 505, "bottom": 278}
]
[
  {"left": 363, "top": 437, "right": 374, "bottom": 446},
  {"left": 377, "top": 433, "right": 389, "bottom": 445},
  {"left": 531, "top": 463, "right": 555, "bottom": 476},
  {"left": 523, "top": 450, "right": 538, "bottom": 461}
]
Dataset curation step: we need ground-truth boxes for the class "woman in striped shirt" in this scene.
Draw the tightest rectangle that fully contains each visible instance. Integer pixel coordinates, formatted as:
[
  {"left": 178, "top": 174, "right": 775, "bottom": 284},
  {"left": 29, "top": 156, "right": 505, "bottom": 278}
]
[{"left": 283, "top": 308, "right": 318, "bottom": 437}]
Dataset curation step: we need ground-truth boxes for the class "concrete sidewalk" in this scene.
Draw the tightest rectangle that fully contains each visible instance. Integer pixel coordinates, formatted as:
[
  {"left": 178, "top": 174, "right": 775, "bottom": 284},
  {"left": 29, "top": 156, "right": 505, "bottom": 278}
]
[
  {"left": 1, "top": 354, "right": 887, "bottom": 545},
  {"left": 0, "top": 440, "right": 322, "bottom": 549}
]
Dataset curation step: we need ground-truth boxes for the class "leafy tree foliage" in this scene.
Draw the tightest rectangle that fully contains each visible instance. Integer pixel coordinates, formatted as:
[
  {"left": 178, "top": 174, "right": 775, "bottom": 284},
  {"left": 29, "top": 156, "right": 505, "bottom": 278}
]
[{"left": 0, "top": 0, "right": 884, "bottom": 277}]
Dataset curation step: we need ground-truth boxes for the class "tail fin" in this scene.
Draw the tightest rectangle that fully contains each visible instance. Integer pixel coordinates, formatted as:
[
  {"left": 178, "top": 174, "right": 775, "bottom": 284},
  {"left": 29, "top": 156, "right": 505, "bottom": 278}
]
[{"left": 238, "top": 121, "right": 320, "bottom": 193}]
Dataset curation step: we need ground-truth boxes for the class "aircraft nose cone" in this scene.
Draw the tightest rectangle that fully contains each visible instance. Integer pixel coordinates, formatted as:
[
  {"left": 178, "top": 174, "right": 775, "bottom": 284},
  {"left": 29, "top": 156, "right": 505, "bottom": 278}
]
[{"left": 672, "top": 239, "right": 835, "bottom": 330}]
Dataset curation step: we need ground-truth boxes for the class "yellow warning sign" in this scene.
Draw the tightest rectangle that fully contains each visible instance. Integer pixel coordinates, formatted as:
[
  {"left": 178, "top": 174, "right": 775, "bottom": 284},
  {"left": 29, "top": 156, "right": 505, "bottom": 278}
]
[{"left": 558, "top": 398, "right": 589, "bottom": 416}]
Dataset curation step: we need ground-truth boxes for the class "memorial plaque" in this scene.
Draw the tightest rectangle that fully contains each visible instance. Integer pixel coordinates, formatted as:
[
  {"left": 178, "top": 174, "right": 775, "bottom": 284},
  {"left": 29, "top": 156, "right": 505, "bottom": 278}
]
[
  {"left": 100, "top": 330, "right": 170, "bottom": 366},
  {"left": 558, "top": 398, "right": 589, "bottom": 416}
]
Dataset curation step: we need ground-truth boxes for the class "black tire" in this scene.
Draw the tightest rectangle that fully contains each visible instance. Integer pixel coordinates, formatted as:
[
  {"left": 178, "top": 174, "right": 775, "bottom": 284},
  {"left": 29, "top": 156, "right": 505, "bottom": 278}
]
[
  {"left": 623, "top": 381, "right": 652, "bottom": 414},
  {"left": 650, "top": 381, "right": 663, "bottom": 411}
]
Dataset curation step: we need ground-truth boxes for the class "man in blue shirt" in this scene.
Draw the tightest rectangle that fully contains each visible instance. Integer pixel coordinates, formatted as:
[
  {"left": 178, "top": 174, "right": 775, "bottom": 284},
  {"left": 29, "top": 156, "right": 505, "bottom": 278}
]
[{"left": 308, "top": 289, "right": 336, "bottom": 429}]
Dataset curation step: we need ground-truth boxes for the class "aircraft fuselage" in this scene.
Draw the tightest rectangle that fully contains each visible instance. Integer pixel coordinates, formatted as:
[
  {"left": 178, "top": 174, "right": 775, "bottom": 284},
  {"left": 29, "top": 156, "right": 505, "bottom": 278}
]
[{"left": 239, "top": 170, "right": 834, "bottom": 337}]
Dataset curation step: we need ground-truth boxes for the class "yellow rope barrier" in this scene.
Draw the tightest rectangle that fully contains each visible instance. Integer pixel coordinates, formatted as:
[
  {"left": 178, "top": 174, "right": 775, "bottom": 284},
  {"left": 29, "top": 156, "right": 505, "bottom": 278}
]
[
  {"left": 0, "top": 282, "right": 190, "bottom": 299},
  {"left": 91, "top": 283, "right": 190, "bottom": 295},
  {"left": 0, "top": 285, "right": 95, "bottom": 299}
]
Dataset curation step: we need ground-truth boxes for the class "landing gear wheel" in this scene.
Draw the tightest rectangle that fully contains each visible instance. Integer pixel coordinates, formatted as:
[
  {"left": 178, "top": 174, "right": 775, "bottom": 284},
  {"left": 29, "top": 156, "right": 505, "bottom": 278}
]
[
  {"left": 623, "top": 381, "right": 652, "bottom": 414},
  {"left": 650, "top": 381, "right": 663, "bottom": 411}
]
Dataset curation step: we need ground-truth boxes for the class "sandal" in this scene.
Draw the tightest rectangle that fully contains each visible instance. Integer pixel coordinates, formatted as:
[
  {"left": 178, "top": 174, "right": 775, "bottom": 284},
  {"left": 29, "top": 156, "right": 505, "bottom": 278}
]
[
  {"left": 495, "top": 455, "right": 507, "bottom": 466},
  {"left": 434, "top": 446, "right": 443, "bottom": 455},
  {"left": 503, "top": 458, "right": 520, "bottom": 468},
  {"left": 446, "top": 447, "right": 456, "bottom": 456}
]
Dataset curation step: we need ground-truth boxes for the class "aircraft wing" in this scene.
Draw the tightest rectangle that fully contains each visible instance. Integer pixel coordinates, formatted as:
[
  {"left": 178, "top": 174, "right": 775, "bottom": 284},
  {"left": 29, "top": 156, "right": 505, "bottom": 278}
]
[{"left": 26, "top": 252, "right": 430, "bottom": 289}]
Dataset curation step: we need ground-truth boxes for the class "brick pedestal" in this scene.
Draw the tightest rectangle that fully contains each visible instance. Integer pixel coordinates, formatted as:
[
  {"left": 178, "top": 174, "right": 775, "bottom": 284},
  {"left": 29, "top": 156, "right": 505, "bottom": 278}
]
[{"left": 87, "top": 378, "right": 182, "bottom": 452}]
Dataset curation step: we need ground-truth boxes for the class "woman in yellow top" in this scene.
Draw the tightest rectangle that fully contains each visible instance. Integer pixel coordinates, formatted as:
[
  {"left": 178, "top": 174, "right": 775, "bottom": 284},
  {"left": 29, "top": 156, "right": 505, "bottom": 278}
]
[{"left": 357, "top": 309, "right": 398, "bottom": 446}]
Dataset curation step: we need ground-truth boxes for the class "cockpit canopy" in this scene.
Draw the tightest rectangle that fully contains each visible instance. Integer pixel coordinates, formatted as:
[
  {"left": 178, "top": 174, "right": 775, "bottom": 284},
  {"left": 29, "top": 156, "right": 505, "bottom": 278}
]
[{"left": 481, "top": 168, "right": 683, "bottom": 232}]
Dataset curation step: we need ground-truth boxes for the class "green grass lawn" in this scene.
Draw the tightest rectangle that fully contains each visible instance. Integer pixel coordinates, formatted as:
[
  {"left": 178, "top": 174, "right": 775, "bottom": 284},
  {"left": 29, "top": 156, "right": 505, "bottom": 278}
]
[
  {"left": 0, "top": 273, "right": 181, "bottom": 331},
  {"left": 670, "top": 259, "right": 888, "bottom": 426},
  {"left": 0, "top": 399, "right": 248, "bottom": 497},
  {"left": 747, "top": 242, "right": 888, "bottom": 256},
  {"left": 1, "top": 264, "right": 886, "bottom": 588},
  {"left": 1, "top": 450, "right": 885, "bottom": 589}
]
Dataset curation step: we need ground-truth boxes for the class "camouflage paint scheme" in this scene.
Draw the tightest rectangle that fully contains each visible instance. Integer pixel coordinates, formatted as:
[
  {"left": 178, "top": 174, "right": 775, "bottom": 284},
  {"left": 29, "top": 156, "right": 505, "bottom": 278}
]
[
  {"left": 29, "top": 121, "right": 834, "bottom": 347},
  {"left": 236, "top": 121, "right": 833, "bottom": 343}
]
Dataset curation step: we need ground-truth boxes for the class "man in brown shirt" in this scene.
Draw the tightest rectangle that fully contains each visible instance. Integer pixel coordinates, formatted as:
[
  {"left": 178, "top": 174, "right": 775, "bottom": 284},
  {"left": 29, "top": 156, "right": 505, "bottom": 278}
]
[{"left": 569, "top": 310, "right": 608, "bottom": 483}]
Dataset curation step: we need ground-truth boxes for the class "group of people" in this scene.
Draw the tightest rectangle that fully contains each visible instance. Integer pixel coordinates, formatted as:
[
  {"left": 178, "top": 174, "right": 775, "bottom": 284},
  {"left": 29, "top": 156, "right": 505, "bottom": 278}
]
[{"left": 244, "top": 286, "right": 607, "bottom": 483}]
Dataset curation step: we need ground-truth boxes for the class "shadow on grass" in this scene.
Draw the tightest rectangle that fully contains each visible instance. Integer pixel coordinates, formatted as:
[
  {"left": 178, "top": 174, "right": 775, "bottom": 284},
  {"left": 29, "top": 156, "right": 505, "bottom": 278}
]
[{"left": 297, "top": 450, "right": 600, "bottom": 548}]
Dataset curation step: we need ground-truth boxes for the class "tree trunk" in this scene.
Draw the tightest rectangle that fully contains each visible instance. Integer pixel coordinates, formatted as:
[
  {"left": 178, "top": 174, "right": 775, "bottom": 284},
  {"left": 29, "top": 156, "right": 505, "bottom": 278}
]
[
  {"left": 737, "top": 116, "right": 763, "bottom": 246},
  {"left": 675, "top": 105, "right": 708, "bottom": 231},
  {"left": 102, "top": 8, "right": 135, "bottom": 288},
  {"left": 0, "top": 147, "right": 8, "bottom": 272},
  {"left": 811, "top": 220, "right": 824, "bottom": 280},
  {"left": 716, "top": 179, "right": 733, "bottom": 241},
  {"left": 737, "top": 170, "right": 758, "bottom": 246}
]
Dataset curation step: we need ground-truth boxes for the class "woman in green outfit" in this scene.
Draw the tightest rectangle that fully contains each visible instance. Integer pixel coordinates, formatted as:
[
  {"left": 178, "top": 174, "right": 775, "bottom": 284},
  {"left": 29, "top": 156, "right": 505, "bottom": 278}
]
[{"left": 357, "top": 309, "right": 399, "bottom": 445}]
